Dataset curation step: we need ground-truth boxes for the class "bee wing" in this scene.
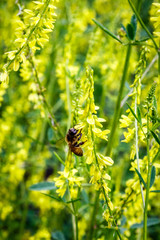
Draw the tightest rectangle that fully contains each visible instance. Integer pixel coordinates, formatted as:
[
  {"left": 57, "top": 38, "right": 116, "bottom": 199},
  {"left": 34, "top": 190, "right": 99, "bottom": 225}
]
[{"left": 50, "top": 137, "right": 65, "bottom": 148}]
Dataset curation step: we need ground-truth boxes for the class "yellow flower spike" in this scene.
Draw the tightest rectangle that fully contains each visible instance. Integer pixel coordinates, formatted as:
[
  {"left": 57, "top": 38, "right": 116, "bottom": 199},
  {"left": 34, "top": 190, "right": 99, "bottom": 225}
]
[
  {"left": 97, "top": 118, "right": 106, "bottom": 122},
  {"left": 0, "top": 72, "right": 9, "bottom": 84},
  {"left": 5, "top": 50, "right": 17, "bottom": 60},
  {"left": 13, "top": 60, "right": 20, "bottom": 72},
  {"left": 102, "top": 173, "right": 111, "bottom": 181},
  {"left": 120, "top": 114, "right": 132, "bottom": 128},
  {"left": 92, "top": 127, "right": 102, "bottom": 134},
  {"left": 97, "top": 153, "right": 114, "bottom": 166},
  {"left": 103, "top": 209, "right": 110, "bottom": 222},
  {"left": 70, "top": 188, "right": 78, "bottom": 199},
  {"left": 122, "top": 128, "right": 135, "bottom": 143},
  {"left": 86, "top": 154, "right": 94, "bottom": 164},
  {"left": 87, "top": 115, "right": 95, "bottom": 125}
]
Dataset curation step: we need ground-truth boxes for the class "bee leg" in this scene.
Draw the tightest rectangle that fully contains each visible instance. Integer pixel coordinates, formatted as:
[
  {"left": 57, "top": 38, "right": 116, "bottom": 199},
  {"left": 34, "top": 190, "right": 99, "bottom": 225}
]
[
  {"left": 74, "top": 140, "right": 87, "bottom": 147},
  {"left": 75, "top": 129, "right": 82, "bottom": 136},
  {"left": 77, "top": 133, "right": 82, "bottom": 141},
  {"left": 75, "top": 129, "right": 82, "bottom": 140}
]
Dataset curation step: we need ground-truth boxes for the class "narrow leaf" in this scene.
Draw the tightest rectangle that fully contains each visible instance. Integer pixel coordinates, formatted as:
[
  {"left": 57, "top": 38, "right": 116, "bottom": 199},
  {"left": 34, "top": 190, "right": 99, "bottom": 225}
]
[
  {"left": 135, "top": 168, "right": 147, "bottom": 189},
  {"left": 41, "top": 192, "right": 62, "bottom": 201},
  {"left": 130, "top": 14, "right": 137, "bottom": 39},
  {"left": 126, "top": 103, "right": 139, "bottom": 122},
  {"left": 150, "top": 130, "right": 160, "bottom": 145},
  {"left": 150, "top": 166, "right": 156, "bottom": 188},
  {"left": 137, "top": 106, "right": 142, "bottom": 125},
  {"left": 131, "top": 218, "right": 160, "bottom": 229},
  {"left": 66, "top": 198, "right": 81, "bottom": 204},
  {"left": 151, "top": 122, "right": 160, "bottom": 132},
  {"left": 126, "top": 23, "right": 135, "bottom": 40},
  {"left": 29, "top": 182, "right": 56, "bottom": 191},
  {"left": 121, "top": 23, "right": 127, "bottom": 34},
  {"left": 153, "top": 96, "right": 157, "bottom": 110},
  {"left": 152, "top": 148, "right": 160, "bottom": 163},
  {"left": 151, "top": 190, "right": 160, "bottom": 193},
  {"left": 92, "top": 19, "right": 122, "bottom": 44}
]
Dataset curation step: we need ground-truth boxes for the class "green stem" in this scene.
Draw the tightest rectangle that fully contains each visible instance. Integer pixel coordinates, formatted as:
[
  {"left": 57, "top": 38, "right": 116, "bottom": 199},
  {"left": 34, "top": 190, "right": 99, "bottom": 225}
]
[
  {"left": 128, "top": 0, "right": 158, "bottom": 50},
  {"left": 66, "top": 73, "right": 72, "bottom": 130},
  {"left": 143, "top": 111, "right": 151, "bottom": 240},
  {"left": 106, "top": 43, "right": 132, "bottom": 156},
  {"left": 30, "top": 56, "right": 63, "bottom": 137},
  {"left": 88, "top": 191, "right": 99, "bottom": 240},
  {"left": 135, "top": 97, "right": 145, "bottom": 208},
  {"left": 158, "top": 50, "right": 160, "bottom": 84},
  {"left": 71, "top": 201, "right": 78, "bottom": 240}
]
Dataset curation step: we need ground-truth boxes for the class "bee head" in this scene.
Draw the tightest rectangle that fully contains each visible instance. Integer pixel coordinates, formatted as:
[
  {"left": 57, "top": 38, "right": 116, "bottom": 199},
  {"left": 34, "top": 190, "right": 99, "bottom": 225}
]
[{"left": 69, "top": 128, "right": 77, "bottom": 135}]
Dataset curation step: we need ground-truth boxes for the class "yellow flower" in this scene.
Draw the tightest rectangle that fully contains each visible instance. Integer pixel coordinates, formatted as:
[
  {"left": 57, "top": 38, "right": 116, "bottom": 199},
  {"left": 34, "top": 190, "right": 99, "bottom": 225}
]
[
  {"left": 122, "top": 128, "right": 135, "bottom": 143},
  {"left": 120, "top": 114, "right": 132, "bottom": 128},
  {"left": 97, "top": 153, "right": 114, "bottom": 166}
]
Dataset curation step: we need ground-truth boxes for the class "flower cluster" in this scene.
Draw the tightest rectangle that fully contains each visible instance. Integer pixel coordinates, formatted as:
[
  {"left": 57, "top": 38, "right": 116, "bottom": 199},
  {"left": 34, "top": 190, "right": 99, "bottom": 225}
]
[
  {"left": 150, "top": 3, "right": 160, "bottom": 39},
  {"left": 120, "top": 47, "right": 148, "bottom": 148},
  {"left": 0, "top": 0, "right": 57, "bottom": 84},
  {"left": 79, "top": 67, "right": 114, "bottom": 219}
]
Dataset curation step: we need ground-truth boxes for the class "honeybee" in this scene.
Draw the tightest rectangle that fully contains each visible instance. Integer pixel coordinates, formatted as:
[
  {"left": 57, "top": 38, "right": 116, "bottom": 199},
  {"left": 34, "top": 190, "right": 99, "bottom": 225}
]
[{"left": 65, "top": 128, "right": 86, "bottom": 156}]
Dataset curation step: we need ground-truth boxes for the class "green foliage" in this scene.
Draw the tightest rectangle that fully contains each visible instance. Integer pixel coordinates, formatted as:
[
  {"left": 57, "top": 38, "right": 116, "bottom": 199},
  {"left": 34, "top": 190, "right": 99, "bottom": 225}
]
[
  {"left": 0, "top": 1, "right": 160, "bottom": 240},
  {"left": 29, "top": 182, "right": 56, "bottom": 191}
]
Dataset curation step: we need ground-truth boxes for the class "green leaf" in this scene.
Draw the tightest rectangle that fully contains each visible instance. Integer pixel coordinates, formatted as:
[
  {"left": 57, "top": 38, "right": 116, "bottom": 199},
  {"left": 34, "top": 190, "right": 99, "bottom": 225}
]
[
  {"left": 29, "top": 182, "right": 56, "bottom": 191},
  {"left": 131, "top": 218, "right": 160, "bottom": 229},
  {"left": 47, "top": 128, "right": 54, "bottom": 141},
  {"left": 153, "top": 96, "right": 157, "bottom": 110},
  {"left": 66, "top": 198, "right": 81, "bottom": 204},
  {"left": 41, "top": 192, "right": 61, "bottom": 201},
  {"left": 137, "top": 106, "right": 142, "bottom": 125},
  {"left": 151, "top": 190, "right": 160, "bottom": 193},
  {"left": 52, "top": 231, "right": 65, "bottom": 240},
  {"left": 126, "top": 24, "right": 135, "bottom": 40},
  {"left": 121, "top": 23, "right": 127, "bottom": 34},
  {"left": 150, "top": 166, "right": 156, "bottom": 188},
  {"left": 150, "top": 130, "right": 160, "bottom": 145},
  {"left": 92, "top": 18, "right": 122, "bottom": 44},
  {"left": 152, "top": 148, "right": 160, "bottom": 163},
  {"left": 135, "top": 168, "right": 147, "bottom": 189},
  {"left": 151, "top": 122, "right": 160, "bottom": 132},
  {"left": 130, "top": 14, "right": 137, "bottom": 39},
  {"left": 126, "top": 103, "right": 139, "bottom": 122}
]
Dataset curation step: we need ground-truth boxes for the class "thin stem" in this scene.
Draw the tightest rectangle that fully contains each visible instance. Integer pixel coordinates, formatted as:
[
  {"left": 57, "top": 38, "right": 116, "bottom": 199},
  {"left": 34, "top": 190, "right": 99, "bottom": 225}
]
[
  {"left": 66, "top": 72, "right": 72, "bottom": 130},
  {"left": 30, "top": 56, "right": 63, "bottom": 137},
  {"left": 143, "top": 110, "right": 152, "bottom": 240},
  {"left": 71, "top": 201, "right": 78, "bottom": 240},
  {"left": 128, "top": 0, "right": 158, "bottom": 50},
  {"left": 65, "top": 151, "right": 78, "bottom": 240},
  {"left": 135, "top": 97, "right": 145, "bottom": 208},
  {"left": 158, "top": 50, "right": 160, "bottom": 84},
  {"left": 106, "top": 43, "right": 132, "bottom": 156},
  {"left": 88, "top": 192, "right": 99, "bottom": 240}
]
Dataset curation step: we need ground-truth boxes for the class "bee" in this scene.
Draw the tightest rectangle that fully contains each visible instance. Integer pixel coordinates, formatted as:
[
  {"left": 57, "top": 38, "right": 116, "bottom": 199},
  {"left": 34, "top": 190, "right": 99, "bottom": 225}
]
[{"left": 65, "top": 128, "right": 86, "bottom": 156}]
